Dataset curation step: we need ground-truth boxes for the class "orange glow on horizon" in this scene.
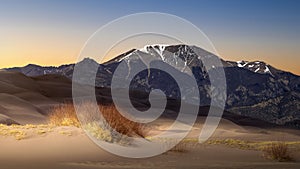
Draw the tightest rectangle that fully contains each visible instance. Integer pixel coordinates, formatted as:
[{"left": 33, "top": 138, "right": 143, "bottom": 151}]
[{"left": 1, "top": 41, "right": 299, "bottom": 75}]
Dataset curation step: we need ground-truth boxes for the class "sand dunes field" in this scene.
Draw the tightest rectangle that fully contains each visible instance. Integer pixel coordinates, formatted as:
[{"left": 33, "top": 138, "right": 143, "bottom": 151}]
[{"left": 0, "top": 71, "right": 72, "bottom": 124}]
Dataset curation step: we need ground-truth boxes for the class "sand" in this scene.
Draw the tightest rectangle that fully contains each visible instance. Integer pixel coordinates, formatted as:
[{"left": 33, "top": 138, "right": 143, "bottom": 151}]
[
  {"left": 0, "top": 118, "right": 300, "bottom": 169},
  {"left": 0, "top": 71, "right": 72, "bottom": 124}
]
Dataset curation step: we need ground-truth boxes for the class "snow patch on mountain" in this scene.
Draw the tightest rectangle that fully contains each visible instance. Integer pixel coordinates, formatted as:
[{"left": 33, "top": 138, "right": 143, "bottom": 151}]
[
  {"left": 237, "top": 61, "right": 248, "bottom": 67},
  {"left": 235, "top": 60, "right": 273, "bottom": 76},
  {"left": 140, "top": 44, "right": 169, "bottom": 55}
]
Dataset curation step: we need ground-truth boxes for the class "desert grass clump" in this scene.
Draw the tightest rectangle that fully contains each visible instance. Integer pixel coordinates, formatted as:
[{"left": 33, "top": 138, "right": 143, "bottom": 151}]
[
  {"left": 78, "top": 103, "right": 148, "bottom": 144},
  {"left": 48, "top": 102, "right": 147, "bottom": 143},
  {"left": 84, "top": 122, "right": 113, "bottom": 142},
  {"left": 48, "top": 104, "right": 80, "bottom": 127},
  {"left": 262, "top": 142, "right": 293, "bottom": 162},
  {"left": 164, "top": 139, "right": 198, "bottom": 153},
  {"left": 10, "top": 130, "right": 26, "bottom": 140},
  {"left": 99, "top": 104, "right": 147, "bottom": 138},
  {"left": 0, "top": 124, "right": 26, "bottom": 140},
  {"left": 36, "top": 129, "right": 47, "bottom": 135},
  {"left": 58, "top": 130, "right": 72, "bottom": 136},
  {"left": 206, "top": 139, "right": 253, "bottom": 150}
]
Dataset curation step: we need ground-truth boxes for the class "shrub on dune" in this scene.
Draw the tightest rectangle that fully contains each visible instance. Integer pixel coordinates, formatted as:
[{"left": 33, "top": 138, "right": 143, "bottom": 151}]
[
  {"left": 81, "top": 104, "right": 147, "bottom": 143},
  {"left": 48, "top": 103, "right": 80, "bottom": 127},
  {"left": 262, "top": 142, "right": 293, "bottom": 162},
  {"left": 48, "top": 102, "right": 147, "bottom": 143},
  {"left": 99, "top": 105, "right": 146, "bottom": 138}
]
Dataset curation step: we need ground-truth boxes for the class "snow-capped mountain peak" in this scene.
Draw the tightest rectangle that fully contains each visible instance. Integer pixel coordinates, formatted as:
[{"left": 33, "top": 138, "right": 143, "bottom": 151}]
[
  {"left": 234, "top": 60, "right": 273, "bottom": 76},
  {"left": 104, "top": 44, "right": 276, "bottom": 76},
  {"left": 139, "top": 44, "right": 169, "bottom": 55}
]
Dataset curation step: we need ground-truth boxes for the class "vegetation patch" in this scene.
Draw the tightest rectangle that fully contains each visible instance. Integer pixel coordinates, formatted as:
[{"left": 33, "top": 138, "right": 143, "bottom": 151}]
[
  {"left": 262, "top": 142, "right": 294, "bottom": 162},
  {"left": 48, "top": 103, "right": 81, "bottom": 127},
  {"left": 0, "top": 124, "right": 61, "bottom": 140},
  {"left": 58, "top": 130, "right": 72, "bottom": 136},
  {"left": 0, "top": 124, "right": 27, "bottom": 140},
  {"left": 82, "top": 103, "right": 149, "bottom": 145},
  {"left": 99, "top": 104, "right": 147, "bottom": 138},
  {"left": 206, "top": 139, "right": 299, "bottom": 162}
]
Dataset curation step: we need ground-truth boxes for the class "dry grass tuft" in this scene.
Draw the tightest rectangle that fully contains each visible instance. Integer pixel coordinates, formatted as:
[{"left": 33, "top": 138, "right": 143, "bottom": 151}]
[
  {"left": 58, "top": 130, "right": 72, "bottom": 136},
  {"left": 48, "top": 104, "right": 80, "bottom": 127},
  {"left": 36, "top": 129, "right": 47, "bottom": 135},
  {"left": 0, "top": 123, "right": 73, "bottom": 140},
  {"left": 164, "top": 139, "right": 198, "bottom": 153},
  {"left": 206, "top": 139, "right": 253, "bottom": 150},
  {"left": 262, "top": 142, "right": 293, "bottom": 162},
  {"left": 48, "top": 103, "right": 147, "bottom": 143},
  {"left": 99, "top": 105, "right": 147, "bottom": 138},
  {"left": 0, "top": 124, "right": 26, "bottom": 140}
]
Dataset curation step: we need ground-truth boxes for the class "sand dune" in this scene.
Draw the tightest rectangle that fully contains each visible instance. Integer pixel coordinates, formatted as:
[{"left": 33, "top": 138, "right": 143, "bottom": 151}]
[
  {"left": 32, "top": 74, "right": 73, "bottom": 101},
  {"left": 0, "top": 114, "right": 18, "bottom": 125},
  {"left": 0, "top": 71, "right": 72, "bottom": 124},
  {"left": 0, "top": 93, "right": 47, "bottom": 124},
  {"left": 0, "top": 71, "right": 40, "bottom": 92},
  {"left": 0, "top": 81, "right": 26, "bottom": 94}
]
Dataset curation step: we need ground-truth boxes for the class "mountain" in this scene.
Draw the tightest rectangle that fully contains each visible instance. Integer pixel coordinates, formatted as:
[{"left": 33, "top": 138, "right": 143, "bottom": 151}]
[
  {"left": 5, "top": 44, "right": 300, "bottom": 128},
  {"left": 7, "top": 63, "right": 75, "bottom": 79}
]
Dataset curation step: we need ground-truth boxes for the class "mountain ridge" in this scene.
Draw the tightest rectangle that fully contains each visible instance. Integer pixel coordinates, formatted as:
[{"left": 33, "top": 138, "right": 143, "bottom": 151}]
[{"left": 4, "top": 44, "right": 300, "bottom": 128}]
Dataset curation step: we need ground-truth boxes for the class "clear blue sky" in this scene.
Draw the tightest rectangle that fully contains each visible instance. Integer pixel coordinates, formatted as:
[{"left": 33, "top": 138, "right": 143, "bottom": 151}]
[{"left": 1, "top": 0, "right": 300, "bottom": 74}]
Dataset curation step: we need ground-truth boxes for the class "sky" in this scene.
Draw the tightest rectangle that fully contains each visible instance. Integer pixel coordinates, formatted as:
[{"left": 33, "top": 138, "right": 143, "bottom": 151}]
[{"left": 1, "top": 0, "right": 300, "bottom": 74}]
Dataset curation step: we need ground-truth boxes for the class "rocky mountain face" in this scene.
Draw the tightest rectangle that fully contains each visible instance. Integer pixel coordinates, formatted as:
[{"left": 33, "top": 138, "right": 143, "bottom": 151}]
[{"left": 5, "top": 44, "right": 300, "bottom": 128}]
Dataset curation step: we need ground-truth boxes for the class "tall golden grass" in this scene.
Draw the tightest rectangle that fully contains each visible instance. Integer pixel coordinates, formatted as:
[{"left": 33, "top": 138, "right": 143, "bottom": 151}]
[
  {"left": 48, "top": 103, "right": 147, "bottom": 138},
  {"left": 48, "top": 103, "right": 80, "bottom": 127},
  {"left": 99, "top": 105, "right": 146, "bottom": 138}
]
